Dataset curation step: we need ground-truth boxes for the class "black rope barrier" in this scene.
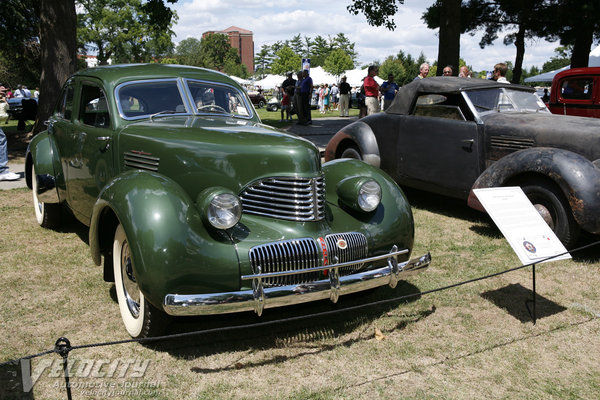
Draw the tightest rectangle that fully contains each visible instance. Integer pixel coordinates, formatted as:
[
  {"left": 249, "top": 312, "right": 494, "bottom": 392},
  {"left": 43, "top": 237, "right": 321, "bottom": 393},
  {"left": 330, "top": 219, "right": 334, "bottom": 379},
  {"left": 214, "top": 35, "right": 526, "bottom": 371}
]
[{"left": 1, "top": 239, "right": 599, "bottom": 398}]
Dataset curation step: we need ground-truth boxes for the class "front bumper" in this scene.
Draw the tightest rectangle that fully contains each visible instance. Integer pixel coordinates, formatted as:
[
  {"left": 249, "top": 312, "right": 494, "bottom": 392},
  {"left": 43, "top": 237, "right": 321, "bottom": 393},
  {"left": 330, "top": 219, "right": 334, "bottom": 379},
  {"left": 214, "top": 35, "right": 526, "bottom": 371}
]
[{"left": 163, "top": 247, "right": 431, "bottom": 316}]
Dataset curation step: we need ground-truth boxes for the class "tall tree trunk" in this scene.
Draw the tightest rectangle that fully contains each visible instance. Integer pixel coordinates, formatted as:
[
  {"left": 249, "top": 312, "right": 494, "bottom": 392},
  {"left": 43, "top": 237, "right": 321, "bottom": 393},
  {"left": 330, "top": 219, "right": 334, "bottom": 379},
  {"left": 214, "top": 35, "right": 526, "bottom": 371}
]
[
  {"left": 436, "top": 0, "right": 461, "bottom": 76},
  {"left": 570, "top": 25, "right": 593, "bottom": 68},
  {"left": 511, "top": 24, "right": 526, "bottom": 84},
  {"left": 34, "top": 0, "right": 77, "bottom": 135}
]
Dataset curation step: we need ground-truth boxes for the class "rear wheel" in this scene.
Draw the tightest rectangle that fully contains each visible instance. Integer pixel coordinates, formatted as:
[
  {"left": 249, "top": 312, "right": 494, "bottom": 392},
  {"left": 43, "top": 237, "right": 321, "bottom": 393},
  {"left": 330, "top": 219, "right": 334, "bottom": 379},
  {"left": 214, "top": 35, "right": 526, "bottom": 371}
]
[
  {"left": 31, "top": 165, "right": 61, "bottom": 229},
  {"left": 113, "top": 224, "right": 168, "bottom": 338},
  {"left": 341, "top": 146, "right": 362, "bottom": 160},
  {"left": 518, "top": 180, "right": 579, "bottom": 249},
  {"left": 258, "top": 100, "right": 265, "bottom": 108}
]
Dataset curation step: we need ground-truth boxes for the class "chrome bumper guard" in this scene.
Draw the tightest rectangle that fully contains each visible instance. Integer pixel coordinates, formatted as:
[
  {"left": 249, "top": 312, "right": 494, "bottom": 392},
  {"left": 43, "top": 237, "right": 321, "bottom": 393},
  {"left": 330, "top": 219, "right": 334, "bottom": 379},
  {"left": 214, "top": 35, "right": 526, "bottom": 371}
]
[{"left": 163, "top": 246, "right": 431, "bottom": 317}]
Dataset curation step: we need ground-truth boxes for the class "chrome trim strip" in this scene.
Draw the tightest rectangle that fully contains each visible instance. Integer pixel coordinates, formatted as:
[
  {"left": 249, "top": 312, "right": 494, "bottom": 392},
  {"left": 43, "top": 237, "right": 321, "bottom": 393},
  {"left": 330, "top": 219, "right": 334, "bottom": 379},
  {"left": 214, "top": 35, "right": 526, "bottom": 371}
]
[{"left": 163, "top": 251, "right": 431, "bottom": 316}]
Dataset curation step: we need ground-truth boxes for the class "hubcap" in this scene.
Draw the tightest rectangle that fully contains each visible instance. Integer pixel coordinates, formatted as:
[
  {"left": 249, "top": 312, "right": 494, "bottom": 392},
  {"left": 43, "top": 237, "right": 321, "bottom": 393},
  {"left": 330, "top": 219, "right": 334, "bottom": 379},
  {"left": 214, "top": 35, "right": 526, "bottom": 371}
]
[
  {"left": 534, "top": 203, "right": 554, "bottom": 229},
  {"left": 120, "top": 240, "right": 140, "bottom": 318}
]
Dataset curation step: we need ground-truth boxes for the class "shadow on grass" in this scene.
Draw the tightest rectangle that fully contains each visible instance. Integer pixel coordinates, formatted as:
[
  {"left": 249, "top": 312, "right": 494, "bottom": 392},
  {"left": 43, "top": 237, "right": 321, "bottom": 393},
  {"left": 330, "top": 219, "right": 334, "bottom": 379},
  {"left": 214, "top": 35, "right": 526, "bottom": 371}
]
[
  {"left": 481, "top": 283, "right": 567, "bottom": 323},
  {"left": 130, "top": 280, "right": 435, "bottom": 365}
]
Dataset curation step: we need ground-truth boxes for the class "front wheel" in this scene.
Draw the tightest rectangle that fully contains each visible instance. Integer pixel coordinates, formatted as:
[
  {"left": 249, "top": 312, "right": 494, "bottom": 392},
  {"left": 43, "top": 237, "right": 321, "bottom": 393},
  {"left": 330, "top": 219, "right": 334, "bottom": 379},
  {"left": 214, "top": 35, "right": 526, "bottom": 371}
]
[
  {"left": 519, "top": 180, "right": 580, "bottom": 249},
  {"left": 258, "top": 100, "right": 265, "bottom": 108},
  {"left": 31, "top": 165, "right": 61, "bottom": 229},
  {"left": 113, "top": 224, "right": 168, "bottom": 338}
]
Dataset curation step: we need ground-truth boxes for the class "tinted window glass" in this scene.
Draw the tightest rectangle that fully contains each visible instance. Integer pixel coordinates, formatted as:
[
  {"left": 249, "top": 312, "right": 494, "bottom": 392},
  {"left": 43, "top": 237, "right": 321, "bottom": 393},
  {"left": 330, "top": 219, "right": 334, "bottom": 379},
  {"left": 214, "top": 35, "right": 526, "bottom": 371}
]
[
  {"left": 117, "top": 80, "right": 186, "bottom": 118},
  {"left": 80, "top": 85, "right": 110, "bottom": 128},
  {"left": 560, "top": 78, "right": 594, "bottom": 100},
  {"left": 56, "top": 84, "right": 74, "bottom": 120}
]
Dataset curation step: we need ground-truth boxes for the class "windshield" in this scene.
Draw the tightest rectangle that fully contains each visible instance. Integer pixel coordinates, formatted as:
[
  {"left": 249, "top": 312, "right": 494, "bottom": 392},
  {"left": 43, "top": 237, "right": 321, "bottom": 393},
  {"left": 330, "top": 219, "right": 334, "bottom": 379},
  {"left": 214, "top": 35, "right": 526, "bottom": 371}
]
[
  {"left": 465, "top": 87, "right": 549, "bottom": 115},
  {"left": 116, "top": 79, "right": 252, "bottom": 120}
]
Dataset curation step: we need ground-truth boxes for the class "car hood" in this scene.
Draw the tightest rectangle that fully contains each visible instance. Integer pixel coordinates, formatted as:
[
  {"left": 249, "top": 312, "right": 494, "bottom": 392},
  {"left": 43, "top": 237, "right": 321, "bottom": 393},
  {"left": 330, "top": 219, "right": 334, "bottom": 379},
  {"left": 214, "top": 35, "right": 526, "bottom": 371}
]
[
  {"left": 481, "top": 112, "right": 600, "bottom": 161},
  {"left": 117, "top": 116, "right": 322, "bottom": 194}
]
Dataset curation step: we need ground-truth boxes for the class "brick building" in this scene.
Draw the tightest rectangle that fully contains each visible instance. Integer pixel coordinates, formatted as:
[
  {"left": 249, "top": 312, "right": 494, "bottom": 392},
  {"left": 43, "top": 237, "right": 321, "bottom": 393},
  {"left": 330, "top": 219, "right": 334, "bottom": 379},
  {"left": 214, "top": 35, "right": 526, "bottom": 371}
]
[{"left": 202, "top": 26, "right": 254, "bottom": 74}]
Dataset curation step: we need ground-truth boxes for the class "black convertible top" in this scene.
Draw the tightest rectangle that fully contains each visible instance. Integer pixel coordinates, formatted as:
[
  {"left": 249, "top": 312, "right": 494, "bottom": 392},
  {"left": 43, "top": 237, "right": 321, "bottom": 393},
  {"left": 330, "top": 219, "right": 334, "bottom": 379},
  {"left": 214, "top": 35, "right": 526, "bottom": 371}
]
[{"left": 386, "top": 76, "right": 535, "bottom": 115}]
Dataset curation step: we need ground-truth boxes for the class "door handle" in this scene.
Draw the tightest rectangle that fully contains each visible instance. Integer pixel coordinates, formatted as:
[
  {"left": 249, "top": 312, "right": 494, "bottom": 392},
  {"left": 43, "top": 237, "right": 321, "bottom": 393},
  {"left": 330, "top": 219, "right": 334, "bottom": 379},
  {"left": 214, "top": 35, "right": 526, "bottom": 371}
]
[
  {"left": 97, "top": 136, "right": 111, "bottom": 152},
  {"left": 461, "top": 139, "right": 474, "bottom": 152}
]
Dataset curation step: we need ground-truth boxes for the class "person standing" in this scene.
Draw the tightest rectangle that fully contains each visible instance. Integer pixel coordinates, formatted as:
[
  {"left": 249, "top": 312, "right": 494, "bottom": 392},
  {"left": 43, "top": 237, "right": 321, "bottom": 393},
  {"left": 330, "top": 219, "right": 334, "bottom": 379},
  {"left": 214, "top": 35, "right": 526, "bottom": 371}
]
[
  {"left": 492, "top": 63, "right": 510, "bottom": 83},
  {"left": 294, "top": 71, "right": 303, "bottom": 123},
  {"left": 338, "top": 76, "right": 351, "bottom": 117},
  {"left": 414, "top": 63, "right": 430, "bottom": 80},
  {"left": 0, "top": 124, "right": 19, "bottom": 181},
  {"left": 364, "top": 65, "right": 380, "bottom": 116},
  {"left": 300, "top": 69, "right": 313, "bottom": 125},
  {"left": 442, "top": 65, "right": 453, "bottom": 76},
  {"left": 458, "top": 66, "right": 470, "bottom": 78},
  {"left": 330, "top": 83, "right": 339, "bottom": 111},
  {"left": 379, "top": 74, "right": 399, "bottom": 110}
]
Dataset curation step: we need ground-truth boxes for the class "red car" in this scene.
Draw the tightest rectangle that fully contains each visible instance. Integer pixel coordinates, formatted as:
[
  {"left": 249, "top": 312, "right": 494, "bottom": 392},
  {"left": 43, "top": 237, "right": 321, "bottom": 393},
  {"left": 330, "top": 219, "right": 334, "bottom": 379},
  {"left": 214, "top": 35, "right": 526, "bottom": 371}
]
[{"left": 548, "top": 67, "right": 600, "bottom": 118}]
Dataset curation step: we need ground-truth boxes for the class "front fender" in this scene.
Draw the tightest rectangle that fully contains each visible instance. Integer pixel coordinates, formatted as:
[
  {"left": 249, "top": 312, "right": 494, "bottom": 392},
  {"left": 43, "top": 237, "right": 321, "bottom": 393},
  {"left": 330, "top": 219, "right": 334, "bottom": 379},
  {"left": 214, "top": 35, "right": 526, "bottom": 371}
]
[
  {"left": 324, "top": 121, "right": 381, "bottom": 167},
  {"left": 323, "top": 158, "right": 414, "bottom": 256},
  {"left": 468, "top": 147, "right": 600, "bottom": 234},
  {"left": 26, "top": 131, "right": 60, "bottom": 203},
  {"left": 89, "top": 170, "right": 239, "bottom": 308}
]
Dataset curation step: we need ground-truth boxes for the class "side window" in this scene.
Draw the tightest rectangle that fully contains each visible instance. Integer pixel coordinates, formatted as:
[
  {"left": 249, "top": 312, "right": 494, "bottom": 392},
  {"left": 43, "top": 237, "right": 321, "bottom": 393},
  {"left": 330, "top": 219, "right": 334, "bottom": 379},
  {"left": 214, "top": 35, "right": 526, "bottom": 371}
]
[
  {"left": 79, "top": 85, "right": 110, "bottom": 128},
  {"left": 413, "top": 94, "right": 468, "bottom": 121},
  {"left": 56, "top": 84, "right": 74, "bottom": 120},
  {"left": 560, "top": 78, "right": 594, "bottom": 100}
]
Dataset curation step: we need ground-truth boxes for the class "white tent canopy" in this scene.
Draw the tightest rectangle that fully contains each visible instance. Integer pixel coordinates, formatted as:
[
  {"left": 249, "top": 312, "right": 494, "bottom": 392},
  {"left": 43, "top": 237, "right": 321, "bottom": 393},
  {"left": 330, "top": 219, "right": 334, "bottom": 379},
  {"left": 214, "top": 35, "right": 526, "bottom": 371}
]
[
  {"left": 252, "top": 66, "right": 385, "bottom": 89},
  {"left": 524, "top": 44, "right": 600, "bottom": 83},
  {"left": 229, "top": 75, "right": 252, "bottom": 85}
]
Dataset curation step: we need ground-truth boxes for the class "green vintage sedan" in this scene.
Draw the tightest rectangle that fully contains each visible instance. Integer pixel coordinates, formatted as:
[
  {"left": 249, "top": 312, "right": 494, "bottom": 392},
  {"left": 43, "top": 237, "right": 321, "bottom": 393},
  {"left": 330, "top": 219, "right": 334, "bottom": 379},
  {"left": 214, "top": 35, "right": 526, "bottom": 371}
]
[{"left": 26, "top": 64, "right": 430, "bottom": 338}]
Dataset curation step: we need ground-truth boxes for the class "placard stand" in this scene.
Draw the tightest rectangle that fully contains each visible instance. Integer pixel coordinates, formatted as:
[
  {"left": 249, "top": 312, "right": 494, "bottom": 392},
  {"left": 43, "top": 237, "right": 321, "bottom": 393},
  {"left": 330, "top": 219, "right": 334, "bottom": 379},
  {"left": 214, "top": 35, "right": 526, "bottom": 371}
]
[{"left": 525, "top": 264, "right": 537, "bottom": 324}]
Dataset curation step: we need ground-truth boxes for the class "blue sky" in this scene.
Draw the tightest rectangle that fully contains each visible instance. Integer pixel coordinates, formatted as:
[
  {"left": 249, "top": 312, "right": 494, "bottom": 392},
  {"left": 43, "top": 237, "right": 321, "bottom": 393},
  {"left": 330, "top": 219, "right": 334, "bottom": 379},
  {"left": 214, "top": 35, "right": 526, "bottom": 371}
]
[{"left": 168, "top": 0, "right": 559, "bottom": 72}]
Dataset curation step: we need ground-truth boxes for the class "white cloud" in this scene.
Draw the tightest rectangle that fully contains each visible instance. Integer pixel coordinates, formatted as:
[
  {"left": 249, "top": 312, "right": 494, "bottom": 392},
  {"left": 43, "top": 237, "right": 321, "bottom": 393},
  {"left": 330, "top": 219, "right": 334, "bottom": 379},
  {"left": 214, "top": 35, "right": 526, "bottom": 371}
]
[{"left": 169, "top": 0, "right": 560, "bottom": 72}]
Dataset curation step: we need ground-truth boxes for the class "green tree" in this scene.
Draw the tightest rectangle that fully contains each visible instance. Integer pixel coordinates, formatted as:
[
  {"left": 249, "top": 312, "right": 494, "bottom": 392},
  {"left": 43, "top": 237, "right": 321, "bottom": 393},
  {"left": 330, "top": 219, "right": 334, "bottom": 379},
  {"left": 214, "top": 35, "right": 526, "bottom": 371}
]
[
  {"left": 0, "top": 0, "right": 41, "bottom": 89},
  {"left": 287, "top": 34, "right": 304, "bottom": 55},
  {"left": 542, "top": 46, "right": 571, "bottom": 72},
  {"left": 323, "top": 49, "right": 354, "bottom": 78},
  {"left": 77, "top": 0, "right": 177, "bottom": 65},
  {"left": 271, "top": 46, "right": 302, "bottom": 76},
  {"left": 223, "top": 48, "right": 249, "bottom": 78},
  {"left": 332, "top": 33, "right": 358, "bottom": 65},
  {"left": 175, "top": 37, "right": 203, "bottom": 66},
  {"left": 542, "top": 0, "right": 600, "bottom": 67},
  {"left": 199, "top": 33, "right": 233, "bottom": 71},
  {"left": 311, "top": 35, "right": 333, "bottom": 67},
  {"left": 254, "top": 44, "right": 273, "bottom": 78},
  {"left": 379, "top": 56, "right": 407, "bottom": 84}
]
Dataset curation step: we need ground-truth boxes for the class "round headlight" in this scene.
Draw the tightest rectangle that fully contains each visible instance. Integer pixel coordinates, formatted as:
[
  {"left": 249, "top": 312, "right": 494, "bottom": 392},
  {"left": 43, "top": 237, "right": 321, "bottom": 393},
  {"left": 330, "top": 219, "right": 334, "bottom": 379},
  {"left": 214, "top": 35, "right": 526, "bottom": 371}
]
[
  {"left": 358, "top": 180, "right": 381, "bottom": 212},
  {"left": 207, "top": 193, "right": 242, "bottom": 229}
]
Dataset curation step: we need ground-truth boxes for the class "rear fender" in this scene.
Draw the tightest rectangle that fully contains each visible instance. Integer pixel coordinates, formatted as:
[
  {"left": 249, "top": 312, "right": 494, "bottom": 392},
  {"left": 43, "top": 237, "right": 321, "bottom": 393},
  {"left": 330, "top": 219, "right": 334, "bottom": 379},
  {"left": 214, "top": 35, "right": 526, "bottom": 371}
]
[
  {"left": 324, "top": 121, "right": 380, "bottom": 167},
  {"left": 468, "top": 147, "right": 600, "bottom": 234}
]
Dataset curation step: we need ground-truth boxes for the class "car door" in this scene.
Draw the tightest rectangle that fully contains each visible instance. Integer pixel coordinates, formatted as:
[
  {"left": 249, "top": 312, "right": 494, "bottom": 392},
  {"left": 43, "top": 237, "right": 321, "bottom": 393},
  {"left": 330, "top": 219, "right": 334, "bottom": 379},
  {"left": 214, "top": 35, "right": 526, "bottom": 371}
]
[
  {"left": 396, "top": 97, "right": 481, "bottom": 199},
  {"left": 66, "top": 81, "right": 114, "bottom": 222},
  {"left": 50, "top": 80, "right": 76, "bottom": 202}
]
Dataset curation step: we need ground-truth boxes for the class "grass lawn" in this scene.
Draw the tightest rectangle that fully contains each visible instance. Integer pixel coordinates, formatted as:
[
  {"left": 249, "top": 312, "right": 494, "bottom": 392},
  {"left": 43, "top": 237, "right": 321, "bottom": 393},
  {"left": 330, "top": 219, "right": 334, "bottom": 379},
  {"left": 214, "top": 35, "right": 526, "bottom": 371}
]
[{"left": 1, "top": 185, "right": 599, "bottom": 399}]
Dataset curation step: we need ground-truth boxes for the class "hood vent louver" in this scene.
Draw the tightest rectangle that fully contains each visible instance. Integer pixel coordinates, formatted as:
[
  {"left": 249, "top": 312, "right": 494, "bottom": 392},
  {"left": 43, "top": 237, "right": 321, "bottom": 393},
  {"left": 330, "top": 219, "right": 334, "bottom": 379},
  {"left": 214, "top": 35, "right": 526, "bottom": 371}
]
[{"left": 124, "top": 151, "right": 160, "bottom": 172}]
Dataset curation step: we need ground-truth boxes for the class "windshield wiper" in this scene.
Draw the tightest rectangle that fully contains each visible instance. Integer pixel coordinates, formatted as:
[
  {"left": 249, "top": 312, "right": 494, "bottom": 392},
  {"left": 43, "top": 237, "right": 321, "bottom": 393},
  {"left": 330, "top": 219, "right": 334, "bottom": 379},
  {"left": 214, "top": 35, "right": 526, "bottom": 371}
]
[{"left": 149, "top": 110, "right": 178, "bottom": 122}]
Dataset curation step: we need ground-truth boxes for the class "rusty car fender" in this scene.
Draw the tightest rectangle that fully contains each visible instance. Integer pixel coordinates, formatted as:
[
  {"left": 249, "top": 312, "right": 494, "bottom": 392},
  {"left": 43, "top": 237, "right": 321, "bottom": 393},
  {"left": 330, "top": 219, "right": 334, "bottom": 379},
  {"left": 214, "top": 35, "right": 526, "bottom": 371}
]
[
  {"left": 324, "top": 121, "right": 381, "bottom": 167},
  {"left": 467, "top": 147, "right": 600, "bottom": 234}
]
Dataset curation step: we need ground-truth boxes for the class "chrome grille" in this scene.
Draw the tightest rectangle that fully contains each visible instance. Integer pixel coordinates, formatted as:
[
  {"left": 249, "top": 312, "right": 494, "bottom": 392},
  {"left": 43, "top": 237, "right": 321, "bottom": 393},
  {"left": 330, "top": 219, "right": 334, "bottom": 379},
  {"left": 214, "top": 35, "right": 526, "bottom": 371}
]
[
  {"left": 248, "top": 232, "right": 368, "bottom": 287},
  {"left": 249, "top": 238, "right": 322, "bottom": 287},
  {"left": 124, "top": 151, "right": 159, "bottom": 171},
  {"left": 241, "top": 176, "right": 326, "bottom": 221},
  {"left": 324, "top": 232, "right": 368, "bottom": 274}
]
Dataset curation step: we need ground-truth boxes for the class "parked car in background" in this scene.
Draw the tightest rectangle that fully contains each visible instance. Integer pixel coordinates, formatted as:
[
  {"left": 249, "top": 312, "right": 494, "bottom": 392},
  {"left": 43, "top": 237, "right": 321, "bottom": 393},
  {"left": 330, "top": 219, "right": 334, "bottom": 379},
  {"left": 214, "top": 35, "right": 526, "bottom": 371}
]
[
  {"left": 266, "top": 95, "right": 280, "bottom": 111},
  {"left": 7, "top": 97, "right": 37, "bottom": 130},
  {"left": 325, "top": 77, "right": 600, "bottom": 248},
  {"left": 27, "top": 64, "right": 430, "bottom": 338},
  {"left": 548, "top": 67, "right": 600, "bottom": 118},
  {"left": 248, "top": 91, "right": 267, "bottom": 108}
]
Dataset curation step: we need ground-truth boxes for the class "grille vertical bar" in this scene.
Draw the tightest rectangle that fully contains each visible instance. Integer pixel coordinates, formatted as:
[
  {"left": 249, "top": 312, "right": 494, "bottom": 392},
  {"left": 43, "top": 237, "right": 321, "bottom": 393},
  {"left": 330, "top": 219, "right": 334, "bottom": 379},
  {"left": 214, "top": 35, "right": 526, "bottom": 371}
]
[{"left": 325, "top": 232, "right": 368, "bottom": 274}]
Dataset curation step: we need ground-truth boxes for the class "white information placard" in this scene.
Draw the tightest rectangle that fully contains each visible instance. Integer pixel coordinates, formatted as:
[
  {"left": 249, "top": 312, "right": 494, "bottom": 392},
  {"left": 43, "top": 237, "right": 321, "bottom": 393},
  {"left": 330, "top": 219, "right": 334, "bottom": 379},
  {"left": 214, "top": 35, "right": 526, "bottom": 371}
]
[{"left": 473, "top": 187, "right": 571, "bottom": 265}]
